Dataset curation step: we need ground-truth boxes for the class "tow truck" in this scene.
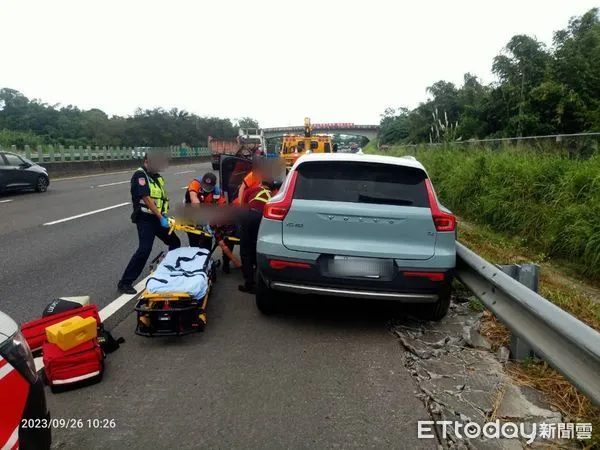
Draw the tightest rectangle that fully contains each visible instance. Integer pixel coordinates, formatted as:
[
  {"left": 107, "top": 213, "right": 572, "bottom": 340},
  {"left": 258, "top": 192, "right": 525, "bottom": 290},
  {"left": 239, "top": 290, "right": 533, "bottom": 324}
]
[{"left": 279, "top": 118, "right": 335, "bottom": 171}]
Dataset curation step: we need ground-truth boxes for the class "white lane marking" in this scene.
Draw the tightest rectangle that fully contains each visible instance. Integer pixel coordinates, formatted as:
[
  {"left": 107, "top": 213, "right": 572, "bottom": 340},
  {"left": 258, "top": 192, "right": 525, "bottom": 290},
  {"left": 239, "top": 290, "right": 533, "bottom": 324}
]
[
  {"left": 53, "top": 170, "right": 132, "bottom": 181},
  {"left": 0, "top": 199, "right": 12, "bottom": 203},
  {"left": 43, "top": 202, "right": 129, "bottom": 226},
  {"left": 1, "top": 426, "right": 18, "bottom": 450},
  {"left": 34, "top": 274, "right": 152, "bottom": 372},
  {"left": 174, "top": 170, "right": 194, "bottom": 175},
  {"left": 95, "top": 180, "right": 129, "bottom": 188},
  {"left": 99, "top": 274, "right": 151, "bottom": 322}
]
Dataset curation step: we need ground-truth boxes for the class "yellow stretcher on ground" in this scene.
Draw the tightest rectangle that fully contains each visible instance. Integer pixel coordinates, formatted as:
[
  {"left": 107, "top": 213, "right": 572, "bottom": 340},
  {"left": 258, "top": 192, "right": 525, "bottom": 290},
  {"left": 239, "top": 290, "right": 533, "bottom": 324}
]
[{"left": 134, "top": 219, "right": 239, "bottom": 337}]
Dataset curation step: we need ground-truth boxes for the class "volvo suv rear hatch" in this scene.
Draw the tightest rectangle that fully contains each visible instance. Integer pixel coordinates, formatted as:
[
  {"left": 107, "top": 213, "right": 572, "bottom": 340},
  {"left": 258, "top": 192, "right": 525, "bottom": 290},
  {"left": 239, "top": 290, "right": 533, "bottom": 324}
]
[{"left": 281, "top": 160, "right": 437, "bottom": 260}]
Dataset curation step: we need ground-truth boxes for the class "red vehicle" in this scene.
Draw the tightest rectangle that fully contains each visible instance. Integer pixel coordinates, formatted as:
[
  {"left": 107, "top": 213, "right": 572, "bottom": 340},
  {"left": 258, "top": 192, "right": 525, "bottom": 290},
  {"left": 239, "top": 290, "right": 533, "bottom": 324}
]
[
  {"left": 1, "top": 311, "right": 51, "bottom": 450},
  {"left": 209, "top": 128, "right": 263, "bottom": 170}
]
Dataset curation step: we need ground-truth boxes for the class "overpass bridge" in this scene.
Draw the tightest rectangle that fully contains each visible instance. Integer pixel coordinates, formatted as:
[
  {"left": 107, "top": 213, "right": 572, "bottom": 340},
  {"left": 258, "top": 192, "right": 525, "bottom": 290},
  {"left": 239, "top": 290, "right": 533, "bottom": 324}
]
[{"left": 261, "top": 123, "right": 379, "bottom": 141}]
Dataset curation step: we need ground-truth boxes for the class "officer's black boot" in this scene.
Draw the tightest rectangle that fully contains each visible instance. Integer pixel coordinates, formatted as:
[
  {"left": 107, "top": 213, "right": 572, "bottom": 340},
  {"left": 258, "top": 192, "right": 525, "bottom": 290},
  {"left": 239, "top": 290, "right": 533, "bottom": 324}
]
[
  {"left": 238, "top": 281, "right": 255, "bottom": 294},
  {"left": 117, "top": 281, "right": 137, "bottom": 295}
]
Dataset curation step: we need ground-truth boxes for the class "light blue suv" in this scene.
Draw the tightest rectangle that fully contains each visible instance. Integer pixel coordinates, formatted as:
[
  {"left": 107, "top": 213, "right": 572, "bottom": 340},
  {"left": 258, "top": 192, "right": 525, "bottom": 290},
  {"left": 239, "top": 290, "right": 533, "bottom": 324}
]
[{"left": 255, "top": 152, "right": 457, "bottom": 320}]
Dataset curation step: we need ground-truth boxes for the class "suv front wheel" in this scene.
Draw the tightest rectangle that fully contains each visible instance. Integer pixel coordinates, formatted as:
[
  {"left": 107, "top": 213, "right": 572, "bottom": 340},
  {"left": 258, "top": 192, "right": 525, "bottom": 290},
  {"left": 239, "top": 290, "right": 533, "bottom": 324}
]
[{"left": 256, "top": 276, "right": 278, "bottom": 315}]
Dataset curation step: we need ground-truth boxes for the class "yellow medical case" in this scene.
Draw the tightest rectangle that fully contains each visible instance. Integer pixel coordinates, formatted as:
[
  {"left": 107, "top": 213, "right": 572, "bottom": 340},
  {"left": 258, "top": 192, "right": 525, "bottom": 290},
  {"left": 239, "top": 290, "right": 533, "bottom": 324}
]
[{"left": 45, "top": 315, "right": 98, "bottom": 351}]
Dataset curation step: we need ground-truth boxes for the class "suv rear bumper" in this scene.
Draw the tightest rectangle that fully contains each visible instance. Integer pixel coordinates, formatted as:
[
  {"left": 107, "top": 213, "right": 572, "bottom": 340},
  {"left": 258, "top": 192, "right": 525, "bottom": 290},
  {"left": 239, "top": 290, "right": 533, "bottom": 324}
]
[
  {"left": 258, "top": 253, "right": 453, "bottom": 303},
  {"left": 268, "top": 281, "right": 439, "bottom": 302}
]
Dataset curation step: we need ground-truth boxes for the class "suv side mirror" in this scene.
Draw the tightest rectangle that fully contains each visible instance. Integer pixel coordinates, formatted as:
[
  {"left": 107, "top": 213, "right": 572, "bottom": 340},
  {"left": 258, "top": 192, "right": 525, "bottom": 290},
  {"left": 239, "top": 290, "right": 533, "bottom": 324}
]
[{"left": 19, "top": 162, "right": 31, "bottom": 169}]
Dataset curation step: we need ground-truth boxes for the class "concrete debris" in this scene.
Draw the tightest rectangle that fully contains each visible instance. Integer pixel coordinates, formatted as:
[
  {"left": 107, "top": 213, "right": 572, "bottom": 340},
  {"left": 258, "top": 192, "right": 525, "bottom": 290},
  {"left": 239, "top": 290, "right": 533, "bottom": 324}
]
[
  {"left": 392, "top": 302, "right": 568, "bottom": 450},
  {"left": 496, "top": 346, "right": 510, "bottom": 364},
  {"left": 462, "top": 323, "right": 492, "bottom": 350}
]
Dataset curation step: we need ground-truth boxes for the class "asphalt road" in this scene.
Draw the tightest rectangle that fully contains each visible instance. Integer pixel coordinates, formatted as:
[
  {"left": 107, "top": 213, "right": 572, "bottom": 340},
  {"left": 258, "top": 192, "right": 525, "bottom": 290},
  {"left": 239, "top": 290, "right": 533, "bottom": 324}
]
[
  {"left": 47, "top": 292, "right": 435, "bottom": 449},
  {"left": 0, "top": 163, "right": 208, "bottom": 325},
  {"left": 2, "top": 163, "right": 437, "bottom": 449}
]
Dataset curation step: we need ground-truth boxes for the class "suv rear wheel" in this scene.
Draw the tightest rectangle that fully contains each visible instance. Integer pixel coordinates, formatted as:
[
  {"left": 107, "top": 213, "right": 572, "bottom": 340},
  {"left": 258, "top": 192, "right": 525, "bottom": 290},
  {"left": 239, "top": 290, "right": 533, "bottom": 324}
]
[
  {"left": 256, "top": 276, "right": 278, "bottom": 315},
  {"left": 415, "top": 286, "right": 451, "bottom": 321}
]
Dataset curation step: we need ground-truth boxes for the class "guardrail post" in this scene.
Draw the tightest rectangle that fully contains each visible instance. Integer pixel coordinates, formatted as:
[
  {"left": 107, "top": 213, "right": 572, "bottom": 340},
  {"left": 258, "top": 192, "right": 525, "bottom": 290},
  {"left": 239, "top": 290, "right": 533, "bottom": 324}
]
[
  {"left": 48, "top": 145, "right": 55, "bottom": 162},
  {"left": 498, "top": 264, "right": 539, "bottom": 361},
  {"left": 77, "top": 146, "right": 83, "bottom": 161},
  {"left": 38, "top": 146, "right": 43, "bottom": 163},
  {"left": 11, "top": 145, "right": 17, "bottom": 154},
  {"left": 58, "top": 145, "right": 65, "bottom": 162},
  {"left": 24, "top": 145, "right": 31, "bottom": 160},
  {"left": 69, "top": 145, "right": 75, "bottom": 161}
]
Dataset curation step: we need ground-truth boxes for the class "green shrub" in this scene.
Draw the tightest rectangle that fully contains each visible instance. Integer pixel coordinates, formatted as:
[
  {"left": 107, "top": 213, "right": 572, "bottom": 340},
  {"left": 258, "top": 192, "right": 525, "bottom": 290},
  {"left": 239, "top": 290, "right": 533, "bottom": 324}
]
[{"left": 383, "top": 146, "right": 600, "bottom": 277}]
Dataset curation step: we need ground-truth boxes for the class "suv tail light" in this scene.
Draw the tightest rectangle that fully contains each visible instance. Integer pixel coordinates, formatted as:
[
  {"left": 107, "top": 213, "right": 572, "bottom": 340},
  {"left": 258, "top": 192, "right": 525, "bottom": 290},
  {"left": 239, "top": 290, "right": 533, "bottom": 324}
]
[
  {"left": 263, "top": 170, "right": 298, "bottom": 221},
  {"left": 424, "top": 178, "right": 456, "bottom": 232},
  {"left": 269, "top": 259, "right": 311, "bottom": 270},
  {"left": 404, "top": 271, "right": 445, "bottom": 281}
]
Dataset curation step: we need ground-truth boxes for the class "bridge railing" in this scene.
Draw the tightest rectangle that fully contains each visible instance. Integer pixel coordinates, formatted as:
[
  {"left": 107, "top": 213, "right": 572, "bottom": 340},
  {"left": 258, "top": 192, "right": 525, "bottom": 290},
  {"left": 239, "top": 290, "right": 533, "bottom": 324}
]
[{"left": 262, "top": 124, "right": 380, "bottom": 133}]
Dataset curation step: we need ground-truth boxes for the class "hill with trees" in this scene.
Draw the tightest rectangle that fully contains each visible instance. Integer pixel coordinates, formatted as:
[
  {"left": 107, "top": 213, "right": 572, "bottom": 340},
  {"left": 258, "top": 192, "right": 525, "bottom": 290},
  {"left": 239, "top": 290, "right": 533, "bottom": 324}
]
[
  {"left": 0, "top": 88, "right": 258, "bottom": 148},
  {"left": 379, "top": 8, "right": 600, "bottom": 144}
]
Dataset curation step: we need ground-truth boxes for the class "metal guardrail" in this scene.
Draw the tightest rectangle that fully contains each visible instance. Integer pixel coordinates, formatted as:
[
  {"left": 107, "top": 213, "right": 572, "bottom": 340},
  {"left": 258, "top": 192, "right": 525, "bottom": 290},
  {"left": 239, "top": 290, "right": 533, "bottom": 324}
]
[
  {"left": 456, "top": 242, "right": 600, "bottom": 406},
  {"left": 384, "top": 131, "right": 600, "bottom": 150},
  {"left": 1, "top": 145, "right": 209, "bottom": 163}
]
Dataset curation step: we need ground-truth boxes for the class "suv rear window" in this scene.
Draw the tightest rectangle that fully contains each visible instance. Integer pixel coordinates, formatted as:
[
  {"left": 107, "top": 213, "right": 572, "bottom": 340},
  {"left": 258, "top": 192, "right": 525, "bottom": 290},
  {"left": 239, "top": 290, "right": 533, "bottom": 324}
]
[{"left": 294, "top": 161, "right": 430, "bottom": 207}]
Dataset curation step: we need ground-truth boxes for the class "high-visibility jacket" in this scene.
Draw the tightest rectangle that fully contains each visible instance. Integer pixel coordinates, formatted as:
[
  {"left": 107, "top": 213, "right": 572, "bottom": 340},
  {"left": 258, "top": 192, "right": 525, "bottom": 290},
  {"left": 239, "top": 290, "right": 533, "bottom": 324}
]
[
  {"left": 138, "top": 167, "right": 169, "bottom": 214},
  {"left": 185, "top": 178, "right": 224, "bottom": 205},
  {"left": 248, "top": 187, "right": 272, "bottom": 212},
  {"left": 252, "top": 188, "right": 272, "bottom": 203}
]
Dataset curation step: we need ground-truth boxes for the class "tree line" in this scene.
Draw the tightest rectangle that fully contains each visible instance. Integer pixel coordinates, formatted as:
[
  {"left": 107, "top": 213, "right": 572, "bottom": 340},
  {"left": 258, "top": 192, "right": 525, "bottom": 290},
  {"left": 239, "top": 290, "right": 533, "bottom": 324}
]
[
  {"left": 379, "top": 8, "right": 600, "bottom": 145},
  {"left": 0, "top": 88, "right": 259, "bottom": 148}
]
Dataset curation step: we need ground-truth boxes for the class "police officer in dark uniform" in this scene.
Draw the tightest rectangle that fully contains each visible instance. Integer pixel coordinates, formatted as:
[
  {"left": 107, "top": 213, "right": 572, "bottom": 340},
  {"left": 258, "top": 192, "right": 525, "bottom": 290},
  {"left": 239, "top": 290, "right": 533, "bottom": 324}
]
[{"left": 117, "top": 151, "right": 181, "bottom": 294}]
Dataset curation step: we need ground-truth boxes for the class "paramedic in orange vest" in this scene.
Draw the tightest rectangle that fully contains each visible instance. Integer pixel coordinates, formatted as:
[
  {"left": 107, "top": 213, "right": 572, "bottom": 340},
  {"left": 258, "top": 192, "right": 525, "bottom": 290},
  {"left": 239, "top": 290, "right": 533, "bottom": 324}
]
[
  {"left": 185, "top": 172, "right": 234, "bottom": 273},
  {"left": 236, "top": 156, "right": 263, "bottom": 206}
]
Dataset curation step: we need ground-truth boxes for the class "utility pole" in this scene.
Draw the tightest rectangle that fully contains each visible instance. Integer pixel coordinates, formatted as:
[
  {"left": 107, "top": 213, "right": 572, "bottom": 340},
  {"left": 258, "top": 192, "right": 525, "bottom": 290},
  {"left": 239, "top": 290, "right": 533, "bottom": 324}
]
[{"left": 517, "top": 69, "right": 525, "bottom": 138}]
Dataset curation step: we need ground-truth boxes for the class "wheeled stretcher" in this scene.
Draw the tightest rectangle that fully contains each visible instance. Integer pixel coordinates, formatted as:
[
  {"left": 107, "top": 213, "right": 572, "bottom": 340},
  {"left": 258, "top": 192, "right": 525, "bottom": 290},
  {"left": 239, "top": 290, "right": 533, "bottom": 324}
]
[{"left": 134, "top": 220, "right": 239, "bottom": 337}]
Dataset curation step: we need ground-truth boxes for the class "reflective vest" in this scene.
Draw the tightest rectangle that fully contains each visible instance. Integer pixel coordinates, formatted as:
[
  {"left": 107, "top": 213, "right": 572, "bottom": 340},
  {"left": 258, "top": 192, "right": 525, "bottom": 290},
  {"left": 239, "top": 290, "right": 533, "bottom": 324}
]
[
  {"left": 184, "top": 177, "right": 221, "bottom": 204},
  {"left": 251, "top": 188, "right": 272, "bottom": 204},
  {"left": 137, "top": 167, "right": 169, "bottom": 214}
]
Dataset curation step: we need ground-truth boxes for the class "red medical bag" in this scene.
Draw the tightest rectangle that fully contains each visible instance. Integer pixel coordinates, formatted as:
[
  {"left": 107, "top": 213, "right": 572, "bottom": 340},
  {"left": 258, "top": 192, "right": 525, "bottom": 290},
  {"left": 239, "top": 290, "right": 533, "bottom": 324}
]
[
  {"left": 42, "top": 339, "right": 104, "bottom": 392},
  {"left": 20, "top": 305, "right": 101, "bottom": 352}
]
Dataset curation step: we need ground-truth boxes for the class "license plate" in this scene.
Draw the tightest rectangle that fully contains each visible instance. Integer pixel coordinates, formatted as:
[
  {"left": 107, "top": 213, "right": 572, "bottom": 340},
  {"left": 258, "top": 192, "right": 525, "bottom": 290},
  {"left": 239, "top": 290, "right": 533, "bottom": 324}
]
[{"left": 324, "top": 256, "right": 392, "bottom": 278}]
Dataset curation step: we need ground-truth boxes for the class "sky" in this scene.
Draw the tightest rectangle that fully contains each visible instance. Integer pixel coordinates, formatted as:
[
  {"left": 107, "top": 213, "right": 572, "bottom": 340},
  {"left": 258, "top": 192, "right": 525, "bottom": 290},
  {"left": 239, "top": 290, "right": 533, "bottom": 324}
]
[{"left": 0, "top": 0, "right": 598, "bottom": 127}]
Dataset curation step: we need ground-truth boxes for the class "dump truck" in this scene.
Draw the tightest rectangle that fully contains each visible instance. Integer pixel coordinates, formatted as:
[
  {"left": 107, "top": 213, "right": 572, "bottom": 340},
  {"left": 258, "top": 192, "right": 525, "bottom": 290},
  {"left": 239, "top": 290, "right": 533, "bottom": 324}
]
[{"left": 209, "top": 128, "right": 264, "bottom": 170}]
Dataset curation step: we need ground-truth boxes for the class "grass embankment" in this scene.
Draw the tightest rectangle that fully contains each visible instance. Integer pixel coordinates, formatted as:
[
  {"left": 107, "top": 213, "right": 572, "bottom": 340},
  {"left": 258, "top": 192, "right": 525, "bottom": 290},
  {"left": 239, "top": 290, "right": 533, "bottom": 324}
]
[{"left": 372, "top": 143, "right": 600, "bottom": 447}]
